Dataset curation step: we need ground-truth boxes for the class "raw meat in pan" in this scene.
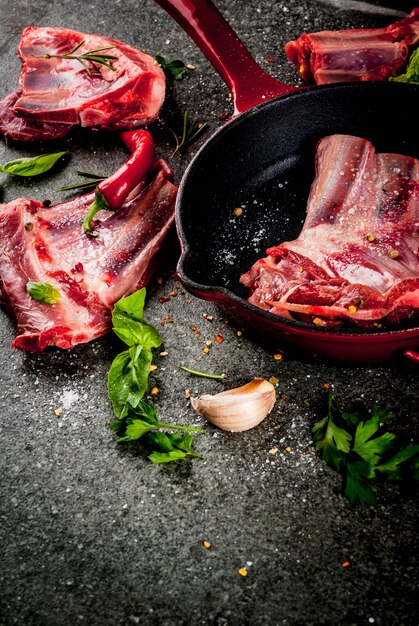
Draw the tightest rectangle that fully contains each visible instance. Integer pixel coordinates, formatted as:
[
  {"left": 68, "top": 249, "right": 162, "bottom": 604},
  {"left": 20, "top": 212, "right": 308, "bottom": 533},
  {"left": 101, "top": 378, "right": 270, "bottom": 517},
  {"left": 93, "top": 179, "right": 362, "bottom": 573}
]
[
  {"left": 0, "top": 26, "right": 166, "bottom": 142},
  {"left": 240, "top": 134, "right": 419, "bottom": 329},
  {"left": 285, "top": 7, "right": 419, "bottom": 84},
  {"left": 0, "top": 160, "right": 177, "bottom": 352}
]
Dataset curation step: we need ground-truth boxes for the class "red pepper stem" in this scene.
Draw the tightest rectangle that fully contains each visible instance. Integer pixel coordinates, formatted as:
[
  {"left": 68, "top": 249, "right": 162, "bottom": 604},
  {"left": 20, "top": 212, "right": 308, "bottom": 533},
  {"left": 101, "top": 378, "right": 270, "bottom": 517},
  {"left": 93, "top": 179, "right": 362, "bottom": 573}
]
[{"left": 97, "top": 130, "right": 155, "bottom": 210}]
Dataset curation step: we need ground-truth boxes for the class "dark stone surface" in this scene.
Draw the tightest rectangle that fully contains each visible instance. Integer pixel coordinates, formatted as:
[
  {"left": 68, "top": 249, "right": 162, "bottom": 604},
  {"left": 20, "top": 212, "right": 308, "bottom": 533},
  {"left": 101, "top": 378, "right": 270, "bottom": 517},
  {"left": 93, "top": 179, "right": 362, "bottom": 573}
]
[{"left": 0, "top": 2, "right": 417, "bottom": 625}]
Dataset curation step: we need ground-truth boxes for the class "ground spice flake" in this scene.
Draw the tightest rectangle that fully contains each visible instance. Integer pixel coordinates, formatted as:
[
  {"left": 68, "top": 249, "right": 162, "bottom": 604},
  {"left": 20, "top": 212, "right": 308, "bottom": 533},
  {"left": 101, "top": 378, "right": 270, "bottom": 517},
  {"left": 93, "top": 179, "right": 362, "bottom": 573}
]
[
  {"left": 215, "top": 334, "right": 224, "bottom": 344},
  {"left": 233, "top": 207, "right": 243, "bottom": 217},
  {"left": 185, "top": 389, "right": 191, "bottom": 399},
  {"left": 158, "top": 296, "right": 170, "bottom": 303},
  {"left": 151, "top": 387, "right": 159, "bottom": 395},
  {"left": 149, "top": 364, "right": 157, "bottom": 372},
  {"left": 54, "top": 408, "right": 62, "bottom": 417},
  {"left": 313, "top": 317, "right": 327, "bottom": 326},
  {"left": 268, "top": 447, "right": 279, "bottom": 456},
  {"left": 342, "top": 561, "right": 351, "bottom": 568},
  {"left": 273, "top": 353, "right": 282, "bottom": 361},
  {"left": 202, "top": 540, "right": 212, "bottom": 549},
  {"left": 238, "top": 567, "right": 248, "bottom": 577}
]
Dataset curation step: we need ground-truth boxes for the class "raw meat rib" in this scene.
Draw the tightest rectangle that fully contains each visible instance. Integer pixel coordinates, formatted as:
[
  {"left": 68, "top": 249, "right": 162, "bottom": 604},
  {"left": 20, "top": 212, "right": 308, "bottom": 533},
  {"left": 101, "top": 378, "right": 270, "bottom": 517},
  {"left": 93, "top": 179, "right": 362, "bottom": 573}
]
[
  {"left": 285, "top": 8, "right": 419, "bottom": 84},
  {"left": 240, "top": 135, "right": 419, "bottom": 329},
  {"left": 0, "top": 26, "right": 166, "bottom": 142},
  {"left": 0, "top": 90, "right": 73, "bottom": 142},
  {"left": 0, "top": 161, "right": 177, "bottom": 352}
]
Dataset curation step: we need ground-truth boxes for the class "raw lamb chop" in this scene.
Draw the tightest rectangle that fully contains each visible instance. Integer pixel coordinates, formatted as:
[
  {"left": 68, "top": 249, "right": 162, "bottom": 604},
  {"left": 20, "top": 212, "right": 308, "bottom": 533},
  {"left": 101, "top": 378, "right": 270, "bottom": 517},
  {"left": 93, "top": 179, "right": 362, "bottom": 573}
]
[
  {"left": 0, "top": 26, "right": 166, "bottom": 142},
  {"left": 0, "top": 142, "right": 177, "bottom": 352},
  {"left": 240, "top": 134, "right": 419, "bottom": 329},
  {"left": 285, "top": 7, "right": 419, "bottom": 84}
]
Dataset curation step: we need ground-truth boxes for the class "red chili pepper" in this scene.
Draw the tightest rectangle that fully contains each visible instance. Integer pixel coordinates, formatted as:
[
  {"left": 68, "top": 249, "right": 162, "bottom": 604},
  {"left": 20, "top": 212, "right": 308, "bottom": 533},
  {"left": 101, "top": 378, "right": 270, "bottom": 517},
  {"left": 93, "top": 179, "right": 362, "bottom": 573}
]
[
  {"left": 83, "top": 129, "right": 155, "bottom": 236},
  {"left": 98, "top": 130, "right": 155, "bottom": 209}
]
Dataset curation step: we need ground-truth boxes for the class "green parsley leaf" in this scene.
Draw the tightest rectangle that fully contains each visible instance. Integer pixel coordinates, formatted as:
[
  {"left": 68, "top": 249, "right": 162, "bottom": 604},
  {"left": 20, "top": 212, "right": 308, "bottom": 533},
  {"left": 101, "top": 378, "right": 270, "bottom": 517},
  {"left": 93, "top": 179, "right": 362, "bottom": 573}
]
[
  {"left": 311, "top": 392, "right": 419, "bottom": 505},
  {"left": 344, "top": 458, "right": 376, "bottom": 506},
  {"left": 26, "top": 281, "right": 61, "bottom": 305},
  {"left": 120, "top": 419, "right": 156, "bottom": 442},
  {"left": 155, "top": 53, "right": 187, "bottom": 80},
  {"left": 312, "top": 394, "right": 352, "bottom": 466},
  {"left": 353, "top": 418, "right": 396, "bottom": 477},
  {"left": 0, "top": 151, "right": 68, "bottom": 176},
  {"left": 145, "top": 431, "right": 203, "bottom": 464},
  {"left": 375, "top": 444, "right": 419, "bottom": 480}
]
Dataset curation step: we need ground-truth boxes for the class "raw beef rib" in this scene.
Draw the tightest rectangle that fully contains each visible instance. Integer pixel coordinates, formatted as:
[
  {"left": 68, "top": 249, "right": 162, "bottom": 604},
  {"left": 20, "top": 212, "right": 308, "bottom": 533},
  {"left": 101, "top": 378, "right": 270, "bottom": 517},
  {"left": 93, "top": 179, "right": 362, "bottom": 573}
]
[
  {"left": 0, "top": 160, "right": 177, "bottom": 352},
  {"left": 240, "top": 135, "right": 419, "bottom": 329},
  {"left": 0, "top": 26, "right": 166, "bottom": 142},
  {"left": 285, "top": 8, "right": 419, "bottom": 84}
]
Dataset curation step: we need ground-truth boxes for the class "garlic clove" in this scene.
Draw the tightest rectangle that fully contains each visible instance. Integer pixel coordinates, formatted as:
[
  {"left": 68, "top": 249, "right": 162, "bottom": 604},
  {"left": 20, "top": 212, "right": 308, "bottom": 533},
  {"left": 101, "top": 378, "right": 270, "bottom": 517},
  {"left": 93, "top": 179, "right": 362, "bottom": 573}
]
[{"left": 190, "top": 378, "right": 276, "bottom": 432}]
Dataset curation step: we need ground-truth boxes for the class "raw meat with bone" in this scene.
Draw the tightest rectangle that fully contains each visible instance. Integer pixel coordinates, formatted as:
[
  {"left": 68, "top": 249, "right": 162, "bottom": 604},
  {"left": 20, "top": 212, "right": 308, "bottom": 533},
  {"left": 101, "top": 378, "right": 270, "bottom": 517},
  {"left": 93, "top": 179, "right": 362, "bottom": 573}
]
[
  {"left": 285, "top": 7, "right": 419, "bottom": 84},
  {"left": 0, "top": 156, "right": 177, "bottom": 352},
  {"left": 0, "top": 26, "right": 165, "bottom": 142},
  {"left": 240, "top": 135, "right": 419, "bottom": 328}
]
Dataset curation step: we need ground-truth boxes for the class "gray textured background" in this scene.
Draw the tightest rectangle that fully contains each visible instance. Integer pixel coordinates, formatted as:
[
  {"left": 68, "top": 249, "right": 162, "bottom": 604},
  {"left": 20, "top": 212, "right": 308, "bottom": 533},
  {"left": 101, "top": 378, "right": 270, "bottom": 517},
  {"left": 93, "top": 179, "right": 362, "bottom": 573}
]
[{"left": 0, "top": 2, "right": 418, "bottom": 625}]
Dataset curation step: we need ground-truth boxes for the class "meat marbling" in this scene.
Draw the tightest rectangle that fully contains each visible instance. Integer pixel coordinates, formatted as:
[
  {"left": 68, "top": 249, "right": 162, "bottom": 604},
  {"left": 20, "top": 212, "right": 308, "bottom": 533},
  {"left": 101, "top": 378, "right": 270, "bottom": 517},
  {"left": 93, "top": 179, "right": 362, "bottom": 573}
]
[
  {"left": 0, "top": 160, "right": 177, "bottom": 352},
  {"left": 0, "top": 26, "right": 166, "bottom": 142},
  {"left": 240, "top": 135, "right": 419, "bottom": 329}
]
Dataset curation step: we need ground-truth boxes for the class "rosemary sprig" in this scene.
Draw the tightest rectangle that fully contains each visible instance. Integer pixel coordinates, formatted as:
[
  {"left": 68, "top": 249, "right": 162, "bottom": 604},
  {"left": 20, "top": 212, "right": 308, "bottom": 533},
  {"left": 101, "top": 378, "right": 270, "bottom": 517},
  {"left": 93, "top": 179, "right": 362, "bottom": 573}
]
[
  {"left": 180, "top": 366, "right": 225, "bottom": 380},
  {"left": 59, "top": 171, "right": 106, "bottom": 193},
  {"left": 38, "top": 41, "right": 118, "bottom": 76},
  {"left": 170, "top": 111, "right": 207, "bottom": 156}
]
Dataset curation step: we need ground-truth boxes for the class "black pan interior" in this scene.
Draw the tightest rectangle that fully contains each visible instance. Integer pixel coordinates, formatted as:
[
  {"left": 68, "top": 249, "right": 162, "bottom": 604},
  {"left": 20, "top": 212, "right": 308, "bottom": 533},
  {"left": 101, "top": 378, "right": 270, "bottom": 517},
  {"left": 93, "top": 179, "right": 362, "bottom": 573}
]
[{"left": 177, "top": 81, "right": 419, "bottom": 332}]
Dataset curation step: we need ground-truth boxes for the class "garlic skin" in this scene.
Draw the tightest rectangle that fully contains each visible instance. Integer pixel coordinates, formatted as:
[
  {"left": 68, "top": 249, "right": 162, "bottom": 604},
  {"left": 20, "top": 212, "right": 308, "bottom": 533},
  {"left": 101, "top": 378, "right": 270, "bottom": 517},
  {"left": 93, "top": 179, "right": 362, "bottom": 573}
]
[{"left": 190, "top": 378, "right": 276, "bottom": 432}]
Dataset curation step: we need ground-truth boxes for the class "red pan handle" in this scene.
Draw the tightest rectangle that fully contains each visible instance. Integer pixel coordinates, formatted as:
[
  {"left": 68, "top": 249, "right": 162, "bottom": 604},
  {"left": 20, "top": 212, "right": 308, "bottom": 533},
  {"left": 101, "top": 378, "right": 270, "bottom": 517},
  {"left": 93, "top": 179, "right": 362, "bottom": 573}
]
[
  {"left": 405, "top": 350, "right": 419, "bottom": 363},
  {"left": 154, "top": 0, "right": 297, "bottom": 115}
]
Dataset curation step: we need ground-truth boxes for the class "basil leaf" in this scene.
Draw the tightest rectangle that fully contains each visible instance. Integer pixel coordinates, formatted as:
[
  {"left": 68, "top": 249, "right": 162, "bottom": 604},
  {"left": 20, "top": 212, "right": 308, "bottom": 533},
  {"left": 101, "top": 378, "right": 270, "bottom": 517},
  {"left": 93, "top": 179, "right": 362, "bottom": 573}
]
[
  {"left": 107, "top": 344, "right": 152, "bottom": 419},
  {"left": 113, "top": 288, "right": 146, "bottom": 322},
  {"left": 112, "top": 289, "right": 162, "bottom": 348},
  {"left": 26, "top": 281, "right": 61, "bottom": 304},
  {"left": 0, "top": 151, "right": 68, "bottom": 177},
  {"left": 155, "top": 53, "right": 187, "bottom": 80}
]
